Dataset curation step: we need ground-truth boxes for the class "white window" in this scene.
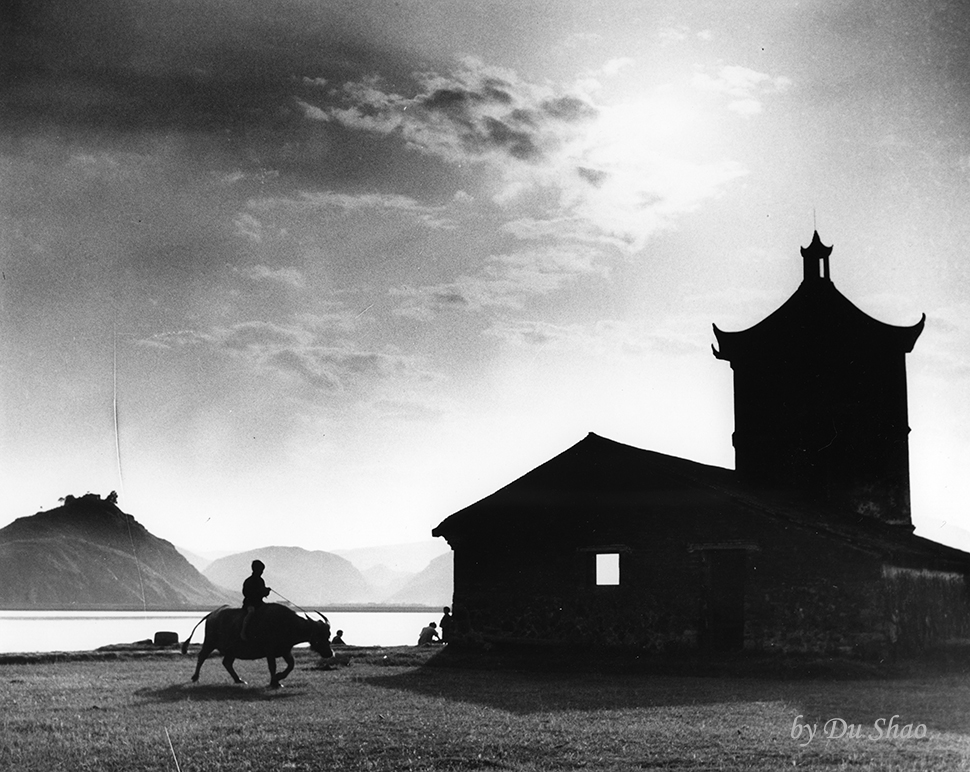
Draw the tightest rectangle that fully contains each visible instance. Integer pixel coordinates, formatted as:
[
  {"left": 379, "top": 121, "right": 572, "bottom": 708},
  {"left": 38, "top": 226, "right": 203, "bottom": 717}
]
[{"left": 595, "top": 552, "right": 620, "bottom": 586}]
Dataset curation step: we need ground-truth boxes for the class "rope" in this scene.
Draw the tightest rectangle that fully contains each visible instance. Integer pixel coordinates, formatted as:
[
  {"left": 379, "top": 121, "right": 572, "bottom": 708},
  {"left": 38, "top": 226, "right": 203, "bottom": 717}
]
[{"left": 270, "top": 588, "right": 324, "bottom": 620}]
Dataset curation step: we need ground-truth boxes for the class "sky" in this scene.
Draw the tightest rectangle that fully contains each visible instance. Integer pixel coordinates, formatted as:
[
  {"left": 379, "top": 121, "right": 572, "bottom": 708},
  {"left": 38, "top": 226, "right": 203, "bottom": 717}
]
[{"left": 2, "top": 0, "right": 970, "bottom": 555}]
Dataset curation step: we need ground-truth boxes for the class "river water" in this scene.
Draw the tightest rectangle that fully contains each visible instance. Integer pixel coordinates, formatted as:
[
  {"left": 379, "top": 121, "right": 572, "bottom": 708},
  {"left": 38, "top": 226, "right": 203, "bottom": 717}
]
[{"left": 0, "top": 609, "right": 441, "bottom": 653}]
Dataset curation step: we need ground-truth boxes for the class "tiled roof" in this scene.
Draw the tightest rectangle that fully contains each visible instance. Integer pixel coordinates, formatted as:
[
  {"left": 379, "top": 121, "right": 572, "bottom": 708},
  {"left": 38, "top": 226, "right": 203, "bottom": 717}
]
[{"left": 433, "top": 432, "right": 970, "bottom": 572}]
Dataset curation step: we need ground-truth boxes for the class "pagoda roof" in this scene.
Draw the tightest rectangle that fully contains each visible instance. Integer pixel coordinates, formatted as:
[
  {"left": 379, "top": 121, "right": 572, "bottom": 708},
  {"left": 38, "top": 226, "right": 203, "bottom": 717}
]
[{"left": 713, "top": 238, "right": 924, "bottom": 362}]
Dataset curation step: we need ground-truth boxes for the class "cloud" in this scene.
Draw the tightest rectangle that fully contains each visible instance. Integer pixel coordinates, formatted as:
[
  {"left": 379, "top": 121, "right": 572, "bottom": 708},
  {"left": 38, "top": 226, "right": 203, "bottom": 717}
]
[
  {"left": 301, "top": 57, "right": 598, "bottom": 167},
  {"left": 601, "top": 58, "right": 636, "bottom": 76},
  {"left": 658, "top": 25, "right": 692, "bottom": 45},
  {"left": 315, "top": 60, "right": 745, "bottom": 251},
  {"left": 223, "top": 320, "right": 304, "bottom": 352},
  {"left": 139, "top": 319, "right": 437, "bottom": 392},
  {"left": 912, "top": 303, "right": 970, "bottom": 377},
  {"left": 390, "top": 244, "right": 607, "bottom": 319},
  {"left": 497, "top": 143, "right": 747, "bottom": 252},
  {"left": 248, "top": 190, "right": 456, "bottom": 230},
  {"left": 484, "top": 318, "right": 703, "bottom": 357},
  {"left": 692, "top": 65, "right": 793, "bottom": 116},
  {"left": 371, "top": 399, "right": 444, "bottom": 422},
  {"left": 295, "top": 56, "right": 785, "bottom": 254},
  {"left": 235, "top": 264, "right": 307, "bottom": 289},
  {"left": 726, "top": 99, "right": 763, "bottom": 117},
  {"left": 659, "top": 25, "right": 714, "bottom": 46},
  {"left": 502, "top": 217, "right": 608, "bottom": 244},
  {"left": 135, "top": 329, "right": 214, "bottom": 350},
  {"left": 481, "top": 286, "right": 788, "bottom": 356},
  {"left": 0, "top": 0, "right": 413, "bottom": 176},
  {"left": 265, "top": 348, "right": 342, "bottom": 390},
  {"left": 233, "top": 213, "right": 264, "bottom": 243}
]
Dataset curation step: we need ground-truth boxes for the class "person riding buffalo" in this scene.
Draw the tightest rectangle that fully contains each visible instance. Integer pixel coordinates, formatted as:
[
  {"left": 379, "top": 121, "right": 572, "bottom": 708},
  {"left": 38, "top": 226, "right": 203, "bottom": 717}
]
[{"left": 241, "top": 559, "right": 271, "bottom": 641}]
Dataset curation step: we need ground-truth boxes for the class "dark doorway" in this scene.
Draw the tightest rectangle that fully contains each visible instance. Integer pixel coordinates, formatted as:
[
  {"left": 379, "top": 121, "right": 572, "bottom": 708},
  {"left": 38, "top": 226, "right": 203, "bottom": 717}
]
[{"left": 698, "top": 549, "right": 746, "bottom": 652}]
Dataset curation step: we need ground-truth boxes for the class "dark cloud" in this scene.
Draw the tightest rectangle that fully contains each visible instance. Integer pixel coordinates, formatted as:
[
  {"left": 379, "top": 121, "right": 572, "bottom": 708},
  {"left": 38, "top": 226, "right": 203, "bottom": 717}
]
[
  {"left": 203, "top": 319, "right": 434, "bottom": 392},
  {"left": 509, "top": 108, "right": 539, "bottom": 127},
  {"left": 433, "top": 291, "right": 469, "bottom": 306},
  {"left": 390, "top": 244, "right": 606, "bottom": 320},
  {"left": 480, "top": 79, "right": 515, "bottom": 104},
  {"left": 313, "top": 60, "right": 597, "bottom": 167},
  {"left": 577, "top": 166, "right": 609, "bottom": 186},
  {"left": 341, "top": 352, "right": 383, "bottom": 375},
  {"left": 542, "top": 95, "right": 598, "bottom": 122},
  {"left": 482, "top": 117, "right": 539, "bottom": 160},
  {"left": 423, "top": 88, "right": 473, "bottom": 112},
  {"left": 0, "top": 0, "right": 459, "bottom": 197},
  {"left": 223, "top": 321, "right": 302, "bottom": 351},
  {"left": 268, "top": 348, "right": 340, "bottom": 391},
  {"left": 0, "top": 0, "right": 410, "bottom": 142}
]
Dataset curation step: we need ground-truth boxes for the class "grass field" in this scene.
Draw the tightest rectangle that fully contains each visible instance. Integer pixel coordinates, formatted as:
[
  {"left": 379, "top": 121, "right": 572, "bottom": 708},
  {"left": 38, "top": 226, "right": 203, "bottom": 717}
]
[{"left": 2, "top": 646, "right": 970, "bottom": 771}]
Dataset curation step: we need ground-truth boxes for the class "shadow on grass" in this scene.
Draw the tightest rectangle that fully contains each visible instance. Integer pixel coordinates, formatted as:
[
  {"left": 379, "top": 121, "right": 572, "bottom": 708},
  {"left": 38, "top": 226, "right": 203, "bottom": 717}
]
[
  {"left": 358, "top": 644, "right": 970, "bottom": 735},
  {"left": 360, "top": 663, "right": 779, "bottom": 715},
  {"left": 134, "top": 680, "right": 305, "bottom": 704}
]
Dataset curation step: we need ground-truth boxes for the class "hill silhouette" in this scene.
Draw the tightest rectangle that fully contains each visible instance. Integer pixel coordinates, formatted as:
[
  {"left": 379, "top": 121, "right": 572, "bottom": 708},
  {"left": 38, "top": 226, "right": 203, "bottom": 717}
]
[
  {"left": 385, "top": 552, "right": 453, "bottom": 606},
  {"left": 204, "top": 546, "right": 374, "bottom": 605},
  {"left": 0, "top": 493, "right": 233, "bottom": 608},
  {"left": 361, "top": 563, "right": 415, "bottom": 599},
  {"left": 333, "top": 540, "right": 450, "bottom": 573}
]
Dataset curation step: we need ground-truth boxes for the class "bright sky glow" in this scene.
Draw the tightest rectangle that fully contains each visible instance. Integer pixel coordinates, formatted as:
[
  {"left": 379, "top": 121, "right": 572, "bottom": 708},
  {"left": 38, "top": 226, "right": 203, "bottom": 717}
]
[{"left": 2, "top": 0, "right": 969, "bottom": 555}]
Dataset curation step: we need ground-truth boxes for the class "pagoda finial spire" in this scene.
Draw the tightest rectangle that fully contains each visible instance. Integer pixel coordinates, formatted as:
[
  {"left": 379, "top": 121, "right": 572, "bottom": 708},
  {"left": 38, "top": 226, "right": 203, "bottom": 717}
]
[{"left": 800, "top": 231, "right": 832, "bottom": 283}]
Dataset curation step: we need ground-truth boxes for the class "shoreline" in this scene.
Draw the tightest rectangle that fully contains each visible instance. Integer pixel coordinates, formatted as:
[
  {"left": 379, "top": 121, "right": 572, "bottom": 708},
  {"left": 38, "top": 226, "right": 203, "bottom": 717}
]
[
  {"left": 0, "top": 604, "right": 441, "bottom": 613},
  {"left": 0, "top": 641, "right": 404, "bottom": 666}
]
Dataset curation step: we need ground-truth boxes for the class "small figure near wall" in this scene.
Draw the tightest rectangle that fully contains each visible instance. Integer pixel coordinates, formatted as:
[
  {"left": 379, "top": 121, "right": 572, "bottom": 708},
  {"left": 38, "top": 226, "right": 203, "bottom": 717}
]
[{"left": 417, "top": 621, "right": 440, "bottom": 646}]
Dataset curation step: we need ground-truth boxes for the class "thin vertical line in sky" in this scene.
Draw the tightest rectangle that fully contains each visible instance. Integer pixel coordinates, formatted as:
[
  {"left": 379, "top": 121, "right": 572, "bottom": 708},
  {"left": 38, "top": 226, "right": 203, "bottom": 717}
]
[
  {"left": 113, "top": 316, "right": 124, "bottom": 496},
  {"left": 115, "top": 315, "right": 147, "bottom": 610}
]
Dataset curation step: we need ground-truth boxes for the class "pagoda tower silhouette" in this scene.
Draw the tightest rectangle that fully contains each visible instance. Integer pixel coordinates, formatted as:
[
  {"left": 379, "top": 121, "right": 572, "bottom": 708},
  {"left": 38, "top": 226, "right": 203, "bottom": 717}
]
[{"left": 713, "top": 232, "right": 925, "bottom": 527}]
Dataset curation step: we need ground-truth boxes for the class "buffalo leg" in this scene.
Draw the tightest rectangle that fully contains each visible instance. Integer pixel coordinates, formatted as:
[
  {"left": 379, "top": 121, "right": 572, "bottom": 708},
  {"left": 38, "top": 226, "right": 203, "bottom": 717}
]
[
  {"left": 267, "top": 656, "right": 279, "bottom": 688},
  {"left": 190, "top": 643, "right": 215, "bottom": 682},
  {"left": 277, "top": 652, "right": 295, "bottom": 685},
  {"left": 222, "top": 656, "right": 246, "bottom": 684}
]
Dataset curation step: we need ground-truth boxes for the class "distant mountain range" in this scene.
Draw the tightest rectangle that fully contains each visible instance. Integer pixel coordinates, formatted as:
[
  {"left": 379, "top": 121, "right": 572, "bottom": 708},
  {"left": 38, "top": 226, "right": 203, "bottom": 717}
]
[
  {"left": 201, "top": 544, "right": 453, "bottom": 607},
  {"left": 6, "top": 489, "right": 965, "bottom": 613},
  {"left": 333, "top": 541, "right": 450, "bottom": 573},
  {"left": 0, "top": 493, "right": 233, "bottom": 609},
  {"left": 385, "top": 552, "right": 453, "bottom": 606},
  {"left": 0, "top": 492, "right": 453, "bottom": 609},
  {"left": 204, "top": 546, "right": 373, "bottom": 605}
]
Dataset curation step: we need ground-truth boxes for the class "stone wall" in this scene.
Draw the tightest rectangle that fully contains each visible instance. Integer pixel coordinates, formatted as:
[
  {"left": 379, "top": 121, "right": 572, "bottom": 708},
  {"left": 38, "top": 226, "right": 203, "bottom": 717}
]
[
  {"left": 449, "top": 530, "right": 957, "bottom": 657},
  {"left": 880, "top": 566, "right": 970, "bottom": 654},
  {"left": 446, "top": 496, "right": 970, "bottom": 658}
]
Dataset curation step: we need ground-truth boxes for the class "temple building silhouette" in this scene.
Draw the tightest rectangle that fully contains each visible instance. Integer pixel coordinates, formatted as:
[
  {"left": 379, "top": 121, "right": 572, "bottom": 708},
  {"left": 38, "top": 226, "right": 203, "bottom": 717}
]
[
  {"left": 714, "top": 232, "right": 924, "bottom": 527},
  {"left": 433, "top": 233, "right": 970, "bottom": 655}
]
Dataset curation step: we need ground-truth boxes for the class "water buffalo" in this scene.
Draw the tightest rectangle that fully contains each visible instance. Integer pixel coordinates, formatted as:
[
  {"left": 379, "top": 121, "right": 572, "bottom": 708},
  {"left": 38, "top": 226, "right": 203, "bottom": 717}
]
[{"left": 181, "top": 603, "right": 333, "bottom": 688}]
